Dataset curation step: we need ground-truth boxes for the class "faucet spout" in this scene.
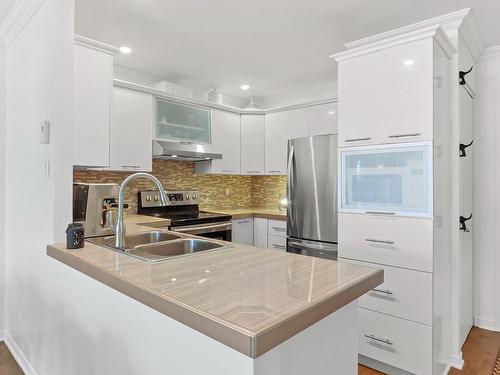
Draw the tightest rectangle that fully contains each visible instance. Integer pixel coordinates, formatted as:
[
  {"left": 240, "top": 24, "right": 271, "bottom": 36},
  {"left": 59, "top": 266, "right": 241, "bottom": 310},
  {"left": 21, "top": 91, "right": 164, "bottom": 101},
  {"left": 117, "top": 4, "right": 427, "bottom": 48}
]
[{"left": 114, "top": 173, "right": 169, "bottom": 249}]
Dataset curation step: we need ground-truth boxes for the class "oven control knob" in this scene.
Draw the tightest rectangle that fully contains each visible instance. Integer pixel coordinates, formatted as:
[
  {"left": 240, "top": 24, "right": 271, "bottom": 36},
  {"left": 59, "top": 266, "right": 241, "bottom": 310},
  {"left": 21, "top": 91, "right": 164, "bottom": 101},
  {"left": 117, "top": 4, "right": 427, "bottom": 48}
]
[
  {"left": 186, "top": 195, "right": 190, "bottom": 200},
  {"left": 193, "top": 194, "right": 198, "bottom": 199},
  {"left": 146, "top": 196, "right": 152, "bottom": 202},
  {"left": 154, "top": 196, "right": 159, "bottom": 201}
]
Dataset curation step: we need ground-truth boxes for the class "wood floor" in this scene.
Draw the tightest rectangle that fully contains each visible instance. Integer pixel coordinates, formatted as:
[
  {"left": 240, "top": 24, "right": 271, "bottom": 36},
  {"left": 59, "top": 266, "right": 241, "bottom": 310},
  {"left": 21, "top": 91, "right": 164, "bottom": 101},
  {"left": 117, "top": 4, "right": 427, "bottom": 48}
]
[
  {"left": 359, "top": 327, "right": 500, "bottom": 375},
  {"left": 1, "top": 327, "right": 499, "bottom": 375},
  {"left": 0, "top": 342, "right": 23, "bottom": 375}
]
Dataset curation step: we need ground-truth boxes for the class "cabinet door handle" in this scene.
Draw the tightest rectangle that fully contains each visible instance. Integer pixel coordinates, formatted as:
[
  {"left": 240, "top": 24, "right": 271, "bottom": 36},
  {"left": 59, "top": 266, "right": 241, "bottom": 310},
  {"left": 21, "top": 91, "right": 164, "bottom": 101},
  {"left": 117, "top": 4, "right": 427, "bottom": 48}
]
[
  {"left": 365, "top": 211, "right": 396, "bottom": 216},
  {"left": 122, "top": 165, "right": 141, "bottom": 169},
  {"left": 364, "top": 334, "right": 394, "bottom": 346},
  {"left": 371, "top": 288, "right": 394, "bottom": 295},
  {"left": 267, "top": 170, "right": 282, "bottom": 173},
  {"left": 272, "top": 226, "right": 286, "bottom": 232},
  {"left": 237, "top": 220, "right": 252, "bottom": 224},
  {"left": 365, "top": 238, "right": 395, "bottom": 245},
  {"left": 245, "top": 170, "right": 261, "bottom": 174},
  {"left": 221, "top": 169, "right": 236, "bottom": 173},
  {"left": 345, "top": 137, "right": 371, "bottom": 142},
  {"left": 388, "top": 133, "right": 421, "bottom": 139},
  {"left": 272, "top": 244, "right": 286, "bottom": 250}
]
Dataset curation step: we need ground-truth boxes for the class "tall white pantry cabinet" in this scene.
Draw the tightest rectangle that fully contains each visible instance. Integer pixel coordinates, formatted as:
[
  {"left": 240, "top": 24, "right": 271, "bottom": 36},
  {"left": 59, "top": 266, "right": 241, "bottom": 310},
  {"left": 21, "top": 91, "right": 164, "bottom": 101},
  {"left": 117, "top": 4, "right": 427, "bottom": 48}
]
[{"left": 333, "top": 23, "right": 469, "bottom": 374}]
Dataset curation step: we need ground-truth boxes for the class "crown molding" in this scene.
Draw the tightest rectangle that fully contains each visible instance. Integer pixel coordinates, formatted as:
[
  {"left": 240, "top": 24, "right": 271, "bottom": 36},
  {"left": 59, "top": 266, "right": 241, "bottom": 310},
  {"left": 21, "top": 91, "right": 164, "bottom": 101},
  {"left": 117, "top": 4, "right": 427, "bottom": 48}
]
[
  {"left": 0, "top": 0, "right": 45, "bottom": 47},
  {"left": 479, "top": 46, "right": 500, "bottom": 62},
  {"left": 339, "top": 8, "right": 483, "bottom": 62},
  {"left": 331, "top": 25, "right": 456, "bottom": 62},
  {"left": 74, "top": 34, "right": 120, "bottom": 55}
]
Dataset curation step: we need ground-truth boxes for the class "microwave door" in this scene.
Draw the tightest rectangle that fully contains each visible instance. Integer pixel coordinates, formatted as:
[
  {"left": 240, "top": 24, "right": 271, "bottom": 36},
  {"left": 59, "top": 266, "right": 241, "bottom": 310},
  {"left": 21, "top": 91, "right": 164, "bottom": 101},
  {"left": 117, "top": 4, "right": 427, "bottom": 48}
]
[{"left": 287, "top": 135, "right": 338, "bottom": 243}]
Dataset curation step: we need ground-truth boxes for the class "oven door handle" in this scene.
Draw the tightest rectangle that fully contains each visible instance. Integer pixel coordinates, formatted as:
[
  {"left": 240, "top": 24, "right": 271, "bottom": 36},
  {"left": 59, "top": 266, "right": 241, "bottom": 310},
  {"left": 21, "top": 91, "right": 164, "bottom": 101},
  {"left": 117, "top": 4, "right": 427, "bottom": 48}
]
[{"left": 172, "top": 222, "right": 232, "bottom": 234}]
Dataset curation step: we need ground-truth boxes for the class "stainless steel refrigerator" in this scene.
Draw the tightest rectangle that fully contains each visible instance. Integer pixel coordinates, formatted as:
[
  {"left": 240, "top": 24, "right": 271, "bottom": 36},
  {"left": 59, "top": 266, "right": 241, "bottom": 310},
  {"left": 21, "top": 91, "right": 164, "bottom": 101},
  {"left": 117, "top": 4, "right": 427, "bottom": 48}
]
[{"left": 286, "top": 134, "right": 338, "bottom": 260}]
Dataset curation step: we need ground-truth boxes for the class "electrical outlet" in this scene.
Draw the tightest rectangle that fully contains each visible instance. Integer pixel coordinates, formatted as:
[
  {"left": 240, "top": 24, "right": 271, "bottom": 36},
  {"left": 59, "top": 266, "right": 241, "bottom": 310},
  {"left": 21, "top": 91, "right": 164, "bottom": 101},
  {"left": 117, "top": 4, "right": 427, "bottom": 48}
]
[{"left": 40, "top": 120, "right": 50, "bottom": 144}]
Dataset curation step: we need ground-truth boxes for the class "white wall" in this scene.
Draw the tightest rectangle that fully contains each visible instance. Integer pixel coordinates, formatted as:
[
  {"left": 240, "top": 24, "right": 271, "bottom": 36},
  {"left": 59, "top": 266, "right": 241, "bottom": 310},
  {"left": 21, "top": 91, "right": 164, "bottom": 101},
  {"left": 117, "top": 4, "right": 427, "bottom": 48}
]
[
  {"left": 0, "top": 43, "right": 6, "bottom": 337},
  {"left": 473, "top": 46, "right": 500, "bottom": 331}
]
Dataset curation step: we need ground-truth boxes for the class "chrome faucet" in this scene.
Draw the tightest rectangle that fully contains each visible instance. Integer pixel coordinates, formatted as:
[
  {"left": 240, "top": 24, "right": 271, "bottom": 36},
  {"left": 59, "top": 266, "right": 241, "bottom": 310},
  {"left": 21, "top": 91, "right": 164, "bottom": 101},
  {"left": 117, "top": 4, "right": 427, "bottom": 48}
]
[{"left": 114, "top": 173, "right": 169, "bottom": 249}]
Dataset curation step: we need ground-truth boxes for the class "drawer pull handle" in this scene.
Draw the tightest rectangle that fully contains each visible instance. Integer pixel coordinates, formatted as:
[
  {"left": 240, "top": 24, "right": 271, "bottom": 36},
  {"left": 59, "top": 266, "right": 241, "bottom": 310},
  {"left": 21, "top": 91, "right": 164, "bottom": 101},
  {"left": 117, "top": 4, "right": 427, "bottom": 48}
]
[
  {"left": 371, "top": 288, "right": 394, "bottom": 295},
  {"left": 237, "top": 220, "right": 252, "bottom": 224},
  {"left": 272, "top": 244, "right": 286, "bottom": 250},
  {"left": 267, "top": 170, "right": 282, "bottom": 173},
  {"left": 272, "top": 227, "right": 286, "bottom": 231},
  {"left": 388, "top": 133, "right": 421, "bottom": 139},
  {"left": 364, "top": 334, "right": 394, "bottom": 346},
  {"left": 122, "top": 165, "right": 141, "bottom": 169},
  {"left": 345, "top": 137, "right": 371, "bottom": 142},
  {"left": 365, "top": 211, "right": 396, "bottom": 216},
  {"left": 365, "top": 238, "right": 395, "bottom": 245},
  {"left": 246, "top": 170, "right": 261, "bottom": 173}
]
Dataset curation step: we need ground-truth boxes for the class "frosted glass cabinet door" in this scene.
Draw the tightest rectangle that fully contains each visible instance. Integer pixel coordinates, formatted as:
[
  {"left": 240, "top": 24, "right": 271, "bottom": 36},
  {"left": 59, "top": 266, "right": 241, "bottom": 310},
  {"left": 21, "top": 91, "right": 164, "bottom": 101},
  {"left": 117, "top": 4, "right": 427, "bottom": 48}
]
[
  {"left": 155, "top": 99, "right": 211, "bottom": 143},
  {"left": 340, "top": 142, "right": 432, "bottom": 216}
]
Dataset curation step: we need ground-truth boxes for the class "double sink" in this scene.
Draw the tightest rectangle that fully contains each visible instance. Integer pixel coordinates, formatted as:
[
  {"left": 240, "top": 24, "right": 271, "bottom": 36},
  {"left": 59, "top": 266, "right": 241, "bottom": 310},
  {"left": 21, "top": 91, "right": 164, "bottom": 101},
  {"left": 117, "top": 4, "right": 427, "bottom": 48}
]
[{"left": 89, "top": 231, "right": 228, "bottom": 262}]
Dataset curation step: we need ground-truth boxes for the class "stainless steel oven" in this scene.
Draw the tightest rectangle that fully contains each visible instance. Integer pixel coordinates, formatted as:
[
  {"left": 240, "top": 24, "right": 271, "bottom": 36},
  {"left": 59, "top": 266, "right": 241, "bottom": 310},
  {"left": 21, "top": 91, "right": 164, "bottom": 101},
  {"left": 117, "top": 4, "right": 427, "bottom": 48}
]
[{"left": 138, "top": 190, "right": 232, "bottom": 242}]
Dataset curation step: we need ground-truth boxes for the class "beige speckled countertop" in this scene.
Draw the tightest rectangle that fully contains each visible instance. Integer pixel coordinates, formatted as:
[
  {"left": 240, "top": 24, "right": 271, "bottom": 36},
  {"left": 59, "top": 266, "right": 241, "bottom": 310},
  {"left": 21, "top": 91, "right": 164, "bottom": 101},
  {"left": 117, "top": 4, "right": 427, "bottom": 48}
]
[
  {"left": 47, "top": 225, "right": 382, "bottom": 358},
  {"left": 204, "top": 208, "right": 287, "bottom": 220}
]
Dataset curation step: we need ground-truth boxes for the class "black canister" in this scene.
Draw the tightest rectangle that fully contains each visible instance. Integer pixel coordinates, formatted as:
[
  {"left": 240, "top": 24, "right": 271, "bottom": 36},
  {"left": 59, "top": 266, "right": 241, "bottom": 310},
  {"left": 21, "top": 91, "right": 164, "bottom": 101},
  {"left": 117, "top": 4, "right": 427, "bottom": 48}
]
[{"left": 66, "top": 223, "right": 85, "bottom": 249}]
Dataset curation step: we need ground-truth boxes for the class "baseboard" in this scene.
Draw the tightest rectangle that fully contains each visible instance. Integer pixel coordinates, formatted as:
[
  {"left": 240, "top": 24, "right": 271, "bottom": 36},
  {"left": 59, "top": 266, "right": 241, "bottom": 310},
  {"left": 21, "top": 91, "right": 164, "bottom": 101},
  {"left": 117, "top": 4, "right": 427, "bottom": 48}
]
[
  {"left": 440, "top": 365, "right": 451, "bottom": 375},
  {"left": 4, "top": 332, "right": 37, "bottom": 375},
  {"left": 474, "top": 317, "right": 497, "bottom": 331},
  {"left": 442, "top": 352, "right": 464, "bottom": 370}
]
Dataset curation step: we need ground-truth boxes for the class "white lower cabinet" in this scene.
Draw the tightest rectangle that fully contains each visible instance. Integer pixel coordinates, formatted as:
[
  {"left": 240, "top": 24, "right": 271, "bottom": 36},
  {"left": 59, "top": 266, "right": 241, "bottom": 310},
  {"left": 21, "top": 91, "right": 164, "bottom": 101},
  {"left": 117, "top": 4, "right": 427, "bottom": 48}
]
[
  {"left": 231, "top": 218, "right": 254, "bottom": 246},
  {"left": 339, "top": 213, "right": 433, "bottom": 272},
  {"left": 267, "top": 235, "right": 286, "bottom": 251},
  {"left": 342, "top": 258, "right": 432, "bottom": 325},
  {"left": 267, "top": 219, "right": 287, "bottom": 237},
  {"left": 253, "top": 218, "right": 268, "bottom": 248},
  {"left": 359, "top": 308, "right": 432, "bottom": 375}
]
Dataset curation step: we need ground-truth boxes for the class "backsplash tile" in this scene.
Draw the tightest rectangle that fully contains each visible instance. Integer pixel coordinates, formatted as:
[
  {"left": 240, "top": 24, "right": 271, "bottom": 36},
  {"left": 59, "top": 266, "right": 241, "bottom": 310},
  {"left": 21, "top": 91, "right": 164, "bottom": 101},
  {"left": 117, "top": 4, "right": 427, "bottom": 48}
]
[{"left": 73, "top": 160, "right": 286, "bottom": 213}]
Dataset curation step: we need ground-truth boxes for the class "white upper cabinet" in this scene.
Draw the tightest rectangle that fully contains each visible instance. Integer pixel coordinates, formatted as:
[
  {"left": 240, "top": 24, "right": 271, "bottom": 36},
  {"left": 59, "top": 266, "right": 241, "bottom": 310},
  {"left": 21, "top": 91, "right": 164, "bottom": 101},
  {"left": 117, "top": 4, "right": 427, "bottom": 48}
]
[
  {"left": 308, "top": 102, "right": 338, "bottom": 136},
  {"left": 240, "top": 115, "right": 265, "bottom": 175},
  {"left": 109, "top": 87, "right": 153, "bottom": 172},
  {"left": 73, "top": 43, "right": 114, "bottom": 167},
  {"left": 196, "top": 109, "right": 241, "bottom": 174},
  {"left": 337, "top": 39, "right": 434, "bottom": 147},
  {"left": 265, "top": 108, "right": 308, "bottom": 175},
  {"left": 155, "top": 99, "right": 211, "bottom": 144}
]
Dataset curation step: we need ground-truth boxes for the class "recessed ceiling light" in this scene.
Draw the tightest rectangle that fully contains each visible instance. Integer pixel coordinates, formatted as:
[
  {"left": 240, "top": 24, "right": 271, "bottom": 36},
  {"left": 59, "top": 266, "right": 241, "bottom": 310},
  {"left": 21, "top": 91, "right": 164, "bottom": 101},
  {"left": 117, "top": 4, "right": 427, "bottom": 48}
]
[
  {"left": 403, "top": 59, "right": 415, "bottom": 66},
  {"left": 240, "top": 84, "right": 250, "bottom": 90},
  {"left": 328, "top": 111, "right": 336, "bottom": 115},
  {"left": 120, "top": 46, "right": 132, "bottom": 54}
]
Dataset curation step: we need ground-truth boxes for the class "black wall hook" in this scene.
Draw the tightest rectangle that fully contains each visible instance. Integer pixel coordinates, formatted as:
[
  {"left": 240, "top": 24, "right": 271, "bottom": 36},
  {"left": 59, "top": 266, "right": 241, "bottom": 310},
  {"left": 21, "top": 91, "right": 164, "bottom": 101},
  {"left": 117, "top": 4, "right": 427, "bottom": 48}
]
[
  {"left": 459, "top": 140, "right": 474, "bottom": 157},
  {"left": 459, "top": 66, "right": 473, "bottom": 86},
  {"left": 460, "top": 214, "right": 472, "bottom": 232}
]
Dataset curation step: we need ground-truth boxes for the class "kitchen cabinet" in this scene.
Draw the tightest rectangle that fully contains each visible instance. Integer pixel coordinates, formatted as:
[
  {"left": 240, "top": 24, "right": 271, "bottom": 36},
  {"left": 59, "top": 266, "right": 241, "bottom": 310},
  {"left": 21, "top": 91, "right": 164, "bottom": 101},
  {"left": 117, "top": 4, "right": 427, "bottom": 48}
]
[
  {"left": 337, "top": 39, "right": 434, "bottom": 147},
  {"left": 232, "top": 218, "right": 254, "bottom": 245},
  {"left": 253, "top": 218, "right": 268, "bottom": 248},
  {"left": 307, "top": 102, "right": 338, "bottom": 136},
  {"left": 109, "top": 87, "right": 153, "bottom": 172},
  {"left": 265, "top": 108, "right": 308, "bottom": 175},
  {"left": 73, "top": 43, "right": 114, "bottom": 167},
  {"left": 240, "top": 115, "right": 265, "bottom": 175},
  {"left": 195, "top": 110, "right": 241, "bottom": 174},
  {"left": 155, "top": 99, "right": 211, "bottom": 144}
]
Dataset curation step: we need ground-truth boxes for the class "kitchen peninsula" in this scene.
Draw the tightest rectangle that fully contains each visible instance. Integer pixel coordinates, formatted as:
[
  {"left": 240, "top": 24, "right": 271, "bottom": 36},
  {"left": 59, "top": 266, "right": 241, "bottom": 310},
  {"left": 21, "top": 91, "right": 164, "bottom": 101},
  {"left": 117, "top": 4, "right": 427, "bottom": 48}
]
[{"left": 47, "top": 224, "right": 382, "bottom": 375}]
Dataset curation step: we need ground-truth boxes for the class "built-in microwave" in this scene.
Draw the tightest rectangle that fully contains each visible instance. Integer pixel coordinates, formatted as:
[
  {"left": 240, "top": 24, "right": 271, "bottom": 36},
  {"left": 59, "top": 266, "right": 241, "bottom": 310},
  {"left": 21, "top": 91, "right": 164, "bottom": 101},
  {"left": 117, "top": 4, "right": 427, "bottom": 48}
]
[{"left": 339, "top": 141, "right": 433, "bottom": 217}]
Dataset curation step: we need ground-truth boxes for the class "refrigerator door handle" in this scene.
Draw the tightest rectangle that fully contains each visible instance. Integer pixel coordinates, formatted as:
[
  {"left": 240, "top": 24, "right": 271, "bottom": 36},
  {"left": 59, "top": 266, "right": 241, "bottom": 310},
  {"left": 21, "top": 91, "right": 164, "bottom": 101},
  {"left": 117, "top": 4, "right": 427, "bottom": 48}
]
[
  {"left": 287, "top": 145, "right": 295, "bottom": 232},
  {"left": 288, "top": 240, "right": 337, "bottom": 252}
]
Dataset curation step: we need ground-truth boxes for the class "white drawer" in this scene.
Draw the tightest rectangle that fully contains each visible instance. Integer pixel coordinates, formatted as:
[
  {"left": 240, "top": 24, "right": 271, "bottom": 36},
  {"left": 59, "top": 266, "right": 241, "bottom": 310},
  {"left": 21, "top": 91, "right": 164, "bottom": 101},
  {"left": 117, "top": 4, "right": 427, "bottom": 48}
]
[
  {"left": 359, "top": 308, "right": 432, "bottom": 375},
  {"left": 268, "top": 235, "right": 286, "bottom": 251},
  {"left": 267, "top": 219, "right": 287, "bottom": 237},
  {"left": 342, "top": 258, "right": 432, "bottom": 325},
  {"left": 338, "top": 213, "right": 433, "bottom": 272}
]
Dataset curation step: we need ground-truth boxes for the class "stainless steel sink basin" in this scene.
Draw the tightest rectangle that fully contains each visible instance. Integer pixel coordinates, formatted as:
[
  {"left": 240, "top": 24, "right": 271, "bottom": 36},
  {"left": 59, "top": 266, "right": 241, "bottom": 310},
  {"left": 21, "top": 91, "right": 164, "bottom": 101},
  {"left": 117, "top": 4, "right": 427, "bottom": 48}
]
[
  {"left": 89, "top": 231, "right": 182, "bottom": 251},
  {"left": 130, "top": 239, "right": 225, "bottom": 262},
  {"left": 88, "top": 231, "right": 228, "bottom": 262}
]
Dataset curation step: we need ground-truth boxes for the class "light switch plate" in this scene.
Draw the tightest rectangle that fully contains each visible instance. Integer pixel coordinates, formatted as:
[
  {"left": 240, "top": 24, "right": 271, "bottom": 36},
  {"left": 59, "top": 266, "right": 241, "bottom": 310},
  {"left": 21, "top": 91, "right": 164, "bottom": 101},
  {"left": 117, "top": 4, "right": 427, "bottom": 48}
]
[{"left": 40, "top": 120, "right": 50, "bottom": 144}]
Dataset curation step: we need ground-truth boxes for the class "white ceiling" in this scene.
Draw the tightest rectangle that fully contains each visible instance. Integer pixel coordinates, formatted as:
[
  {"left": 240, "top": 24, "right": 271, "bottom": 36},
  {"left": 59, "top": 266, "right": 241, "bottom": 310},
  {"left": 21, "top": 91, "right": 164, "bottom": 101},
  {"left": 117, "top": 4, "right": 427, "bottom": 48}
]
[{"left": 75, "top": 0, "right": 500, "bottom": 100}]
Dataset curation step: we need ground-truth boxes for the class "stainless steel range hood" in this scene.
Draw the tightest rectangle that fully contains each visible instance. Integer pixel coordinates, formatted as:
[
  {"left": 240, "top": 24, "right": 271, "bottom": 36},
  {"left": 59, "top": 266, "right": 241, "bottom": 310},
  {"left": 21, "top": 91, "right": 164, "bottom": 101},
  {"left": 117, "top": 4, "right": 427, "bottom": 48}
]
[{"left": 152, "top": 140, "right": 222, "bottom": 162}]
